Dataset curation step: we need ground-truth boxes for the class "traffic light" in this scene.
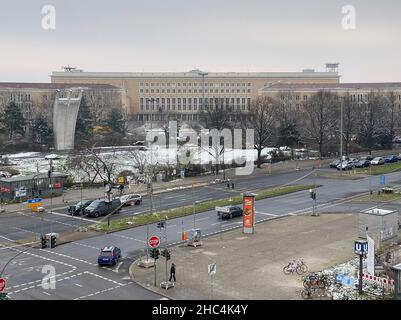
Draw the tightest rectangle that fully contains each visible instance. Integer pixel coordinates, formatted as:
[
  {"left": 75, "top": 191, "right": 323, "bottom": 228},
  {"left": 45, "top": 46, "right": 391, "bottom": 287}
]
[
  {"left": 309, "top": 189, "right": 316, "bottom": 200},
  {"left": 119, "top": 184, "right": 124, "bottom": 192},
  {"left": 161, "top": 248, "right": 171, "bottom": 260},
  {"left": 157, "top": 221, "right": 165, "bottom": 229},
  {"left": 50, "top": 235, "right": 57, "bottom": 248},
  {"left": 150, "top": 248, "right": 159, "bottom": 260},
  {"left": 41, "top": 235, "right": 47, "bottom": 249},
  {"left": 0, "top": 292, "right": 8, "bottom": 300}
]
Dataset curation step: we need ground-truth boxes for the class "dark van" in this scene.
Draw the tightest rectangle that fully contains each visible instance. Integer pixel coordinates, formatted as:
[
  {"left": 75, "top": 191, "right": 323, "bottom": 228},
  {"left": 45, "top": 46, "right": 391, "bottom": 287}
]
[{"left": 84, "top": 199, "right": 122, "bottom": 218}]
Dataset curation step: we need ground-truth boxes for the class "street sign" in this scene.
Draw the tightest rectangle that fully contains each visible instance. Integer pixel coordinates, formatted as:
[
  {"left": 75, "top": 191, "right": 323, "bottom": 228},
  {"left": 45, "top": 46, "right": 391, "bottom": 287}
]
[
  {"left": 355, "top": 240, "right": 368, "bottom": 255},
  {"left": 15, "top": 187, "right": 27, "bottom": 198},
  {"left": 0, "top": 278, "right": 6, "bottom": 293},
  {"left": 28, "top": 198, "right": 42, "bottom": 204},
  {"left": 148, "top": 236, "right": 160, "bottom": 248},
  {"left": 208, "top": 263, "right": 216, "bottom": 276},
  {"left": 380, "top": 175, "right": 385, "bottom": 186}
]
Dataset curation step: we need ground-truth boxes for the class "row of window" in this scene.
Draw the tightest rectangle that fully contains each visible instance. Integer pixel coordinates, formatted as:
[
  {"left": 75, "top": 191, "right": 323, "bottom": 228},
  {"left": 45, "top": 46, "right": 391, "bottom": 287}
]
[
  {"left": 140, "top": 82, "right": 252, "bottom": 87},
  {"left": 280, "top": 94, "right": 401, "bottom": 102},
  {"left": 140, "top": 97, "right": 251, "bottom": 112},
  {"left": 9, "top": 93, "right": 31, "bottom": 102},
  {"left": 140, "top": 88, "right": 251, "bottom": 94}
]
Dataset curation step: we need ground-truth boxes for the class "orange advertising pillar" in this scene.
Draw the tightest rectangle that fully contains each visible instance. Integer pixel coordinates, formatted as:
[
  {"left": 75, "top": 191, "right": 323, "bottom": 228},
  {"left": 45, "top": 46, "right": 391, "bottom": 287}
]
[{"left": 243, "top": 194, "right": 255, "bottom": 234}]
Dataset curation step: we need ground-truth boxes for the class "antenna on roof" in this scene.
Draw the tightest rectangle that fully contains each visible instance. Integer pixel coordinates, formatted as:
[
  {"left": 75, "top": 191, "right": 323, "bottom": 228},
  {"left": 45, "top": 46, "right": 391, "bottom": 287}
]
[{"left": 62, "top": 65, "right": 77, "bottom": 72}]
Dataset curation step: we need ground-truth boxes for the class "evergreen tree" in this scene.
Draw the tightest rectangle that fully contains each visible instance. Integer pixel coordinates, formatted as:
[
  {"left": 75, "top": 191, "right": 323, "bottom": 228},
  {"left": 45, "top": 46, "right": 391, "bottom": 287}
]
[
  {"left": 0, "top": 101, "right": 26, "bottom": 139},
  {"left": 103, "top": 108, "right": 126, "bottom": 135},
  {"left": 31, "top": 114, "right": 53, "bottom": 147},
  {"left": 75, "top": 96, "right": 94, "bottom": 141}
]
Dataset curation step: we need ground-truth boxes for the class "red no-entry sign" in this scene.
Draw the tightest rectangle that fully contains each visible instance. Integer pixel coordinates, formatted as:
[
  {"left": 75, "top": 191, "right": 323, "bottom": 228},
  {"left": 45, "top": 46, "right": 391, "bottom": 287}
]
[
  {"left": 0, "top": 278, "right": 6, "bottom": 293},
  {"left": 148, "top": 236, "right": 160, "bottom": 248}
]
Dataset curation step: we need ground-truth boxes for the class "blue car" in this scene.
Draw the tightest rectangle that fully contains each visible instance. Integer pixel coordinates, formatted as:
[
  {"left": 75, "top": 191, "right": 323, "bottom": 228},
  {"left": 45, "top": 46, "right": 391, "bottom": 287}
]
[
  {"left": 385, "top": 155, "right": 399, "bottom": 163},
  {"left": 97, "top": 246, "right": 122, "bottom": 266}
]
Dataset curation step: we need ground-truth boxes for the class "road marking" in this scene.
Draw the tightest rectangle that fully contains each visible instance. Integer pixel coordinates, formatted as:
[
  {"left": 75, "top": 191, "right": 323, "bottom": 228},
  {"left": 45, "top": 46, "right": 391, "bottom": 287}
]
[
  {"left": 72, "top": 242, "right": 99, "bottom": 250},
  {"left": 195, "top": 217, "right": 210, "bottom": 222},
  {"left": 74, "top": 283, "right": 83, "bottom": 288},
  {"left": 51, "top": 211, "right": 99, "bottom": 223},
  {"left": 0, "top": 235, "right": 15, "bottom": 242},
  {"left": 39, "top": 249, "right": 97, "bottom": 266},
  {"left": 74, "top": 283, "right": 132, "bottom": 300},
  {"left": 110, "top": 233, "right": 146, "bottom": 244},
  {"left": 0, "top": 241, "right": 38, "bottom": 251},
  {"left": 255, "top": 211, "right": 278, "bottom": 217},
  {"left": 42, "top": 291, "right": 51, "bottom": 296}
]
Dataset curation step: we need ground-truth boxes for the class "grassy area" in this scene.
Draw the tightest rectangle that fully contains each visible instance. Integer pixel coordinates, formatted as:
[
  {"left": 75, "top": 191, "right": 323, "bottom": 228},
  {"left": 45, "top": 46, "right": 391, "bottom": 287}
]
[
  {"left": 356, "top": 162, "right": 401, "bottom": 175},
  {"left": 91, "top": 184, "right": 315, "bottom": 232},
  {"left": 354, "top": 191, "right": 401, "bottom": 203}
]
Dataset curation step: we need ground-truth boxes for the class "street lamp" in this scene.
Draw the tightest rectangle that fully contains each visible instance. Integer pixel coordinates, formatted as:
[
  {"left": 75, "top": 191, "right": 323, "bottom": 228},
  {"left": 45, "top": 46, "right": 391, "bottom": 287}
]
[
  {"left": 146, "top": 98, "right": 156, "bottom": 214},
  {"left": 193, "top": 200, "right": 201, "bottom": 228}
]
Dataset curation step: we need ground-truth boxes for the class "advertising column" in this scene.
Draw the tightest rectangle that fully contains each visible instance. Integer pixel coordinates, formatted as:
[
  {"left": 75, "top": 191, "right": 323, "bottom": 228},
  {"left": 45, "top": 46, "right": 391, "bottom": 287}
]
[{"left": 243, "top": 194, "right": 255, "bottom": 234}]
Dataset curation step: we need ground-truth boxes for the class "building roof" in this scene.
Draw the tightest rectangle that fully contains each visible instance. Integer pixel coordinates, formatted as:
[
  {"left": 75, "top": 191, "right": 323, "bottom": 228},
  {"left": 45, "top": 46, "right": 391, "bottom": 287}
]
[
  {"left": 0, "top": 82, "right": 119, "bottom": 90},
  {"left": 0, "top": 172, "right": 68, "bottom": 183},
  {"left": 51, "top": 70, "right": 340, "bottom": 80},
  {"left": 260, "top": 82, "right": 401, "bottom": 92}
]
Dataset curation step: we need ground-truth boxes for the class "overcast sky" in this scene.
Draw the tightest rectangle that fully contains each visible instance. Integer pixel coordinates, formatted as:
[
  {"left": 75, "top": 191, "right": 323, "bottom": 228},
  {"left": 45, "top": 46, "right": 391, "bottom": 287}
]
[{"left": 1, "top": 0, "right": 400, "bottom": 83}]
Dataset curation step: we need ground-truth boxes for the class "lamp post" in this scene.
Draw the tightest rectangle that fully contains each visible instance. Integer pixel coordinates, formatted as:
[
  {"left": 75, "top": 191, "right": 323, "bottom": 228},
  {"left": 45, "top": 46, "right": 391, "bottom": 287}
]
[{"left": 146, "top": 98, "right": 156, "bottom": 215}]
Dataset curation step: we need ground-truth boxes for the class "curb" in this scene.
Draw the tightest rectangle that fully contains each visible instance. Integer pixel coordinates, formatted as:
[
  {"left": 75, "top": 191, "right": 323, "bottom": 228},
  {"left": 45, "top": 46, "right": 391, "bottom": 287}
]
[{"left": 129, "top": 258, "right": 175, "bottom": 300}]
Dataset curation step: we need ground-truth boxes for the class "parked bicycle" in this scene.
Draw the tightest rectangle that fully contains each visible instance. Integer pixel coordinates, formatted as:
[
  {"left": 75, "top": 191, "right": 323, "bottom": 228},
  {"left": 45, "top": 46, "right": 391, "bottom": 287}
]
[
  {"left": 283, "top": 259, "right": 308, "bottom": 275},
  {"left": 303, "top": 272, "right": 331, "bottom": 289}
]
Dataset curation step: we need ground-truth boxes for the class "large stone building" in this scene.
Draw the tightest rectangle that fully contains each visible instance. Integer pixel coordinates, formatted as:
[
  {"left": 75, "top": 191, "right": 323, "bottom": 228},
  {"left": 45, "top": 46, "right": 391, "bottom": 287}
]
[
  {"left": 259, "top": 82, "right": 401, "bottom": 109},
  {"left": 0, "top": 82, "right": 124, "bottom": 132},
  {"left": 50, "top": 65, "right": 340, "bottom": 122}
]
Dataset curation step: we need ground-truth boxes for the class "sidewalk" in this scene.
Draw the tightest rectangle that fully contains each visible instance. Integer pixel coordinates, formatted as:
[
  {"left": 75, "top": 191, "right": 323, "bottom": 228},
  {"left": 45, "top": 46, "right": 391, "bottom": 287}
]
[{"left": 130, "top": 213, "right": 358, "bottom": 300}]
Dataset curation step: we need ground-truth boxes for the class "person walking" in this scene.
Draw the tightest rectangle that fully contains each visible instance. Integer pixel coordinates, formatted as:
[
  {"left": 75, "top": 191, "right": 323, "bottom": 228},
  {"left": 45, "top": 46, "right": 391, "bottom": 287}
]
[{"left": 169, "top": 262, "right": 176, "bottom": 282}]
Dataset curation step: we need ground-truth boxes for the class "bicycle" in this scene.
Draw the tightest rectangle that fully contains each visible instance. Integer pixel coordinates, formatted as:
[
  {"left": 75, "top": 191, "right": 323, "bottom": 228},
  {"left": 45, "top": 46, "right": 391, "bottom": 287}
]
[
  {"left": 303, "top": 273, "right": 331, "bottom": 289},
  {"left": 283, "top": 259, "right": 308, "bottom": 275}
]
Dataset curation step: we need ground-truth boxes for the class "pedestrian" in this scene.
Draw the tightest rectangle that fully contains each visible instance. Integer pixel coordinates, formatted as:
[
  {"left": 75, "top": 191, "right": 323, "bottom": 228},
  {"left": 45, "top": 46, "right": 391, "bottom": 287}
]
[{"left": 169, "top": 262, "right": 176, "bottom": 282}]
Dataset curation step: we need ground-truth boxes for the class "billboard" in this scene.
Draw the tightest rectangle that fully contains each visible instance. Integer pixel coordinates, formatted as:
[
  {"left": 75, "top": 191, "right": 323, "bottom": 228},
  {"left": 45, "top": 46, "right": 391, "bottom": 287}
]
[{"left": 243, "top": 195, "right": 255, "bottom": 234}]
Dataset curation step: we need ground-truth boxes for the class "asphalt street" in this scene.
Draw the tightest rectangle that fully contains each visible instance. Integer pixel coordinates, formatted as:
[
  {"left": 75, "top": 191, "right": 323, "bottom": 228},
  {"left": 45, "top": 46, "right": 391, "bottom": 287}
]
[{"left": 1, "top": 166, "right": 401, "bottom": 299}]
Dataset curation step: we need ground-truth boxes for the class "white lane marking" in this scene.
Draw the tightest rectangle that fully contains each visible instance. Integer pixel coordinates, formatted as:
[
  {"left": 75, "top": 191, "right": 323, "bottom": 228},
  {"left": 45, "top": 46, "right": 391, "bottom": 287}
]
[
  {"left": 110, "top": 233, "right": 146, "bottom": 244},
  {"left": 75, "top": 283, "right": 83, "bottom": 288},
  {"left": 39, "top": 249, "right": 97, "bottom": 266},
  {"left": 0, "top": 235, "right": 15, "bottom": 242},
  {"left": 0, "top": 241, "right": 38, "bottom": 251},
  {"left": 255, "top": 211, "right": 278, "bottom": 217},
  {"left": 166, "top": 224, "right": 177, "bottom": 229},
  {"left": 195, "top": 217, "right": 210, "bottom": 222},
  {"left": 42, "top": 291, "right": 51, "bottom": 296},
  {"left": 74, "top": 283, "right": 132, "bottom": 300},
  {"left": 84, "top": 271, "right": 125, "bottom": 286},
  {"left": 51, "top": 211, "right": 100, "bottom": 224},
  {"left": 72, "top": 242, "right": 99, "bottom": 250},
  {"left": 12, "top": 226, "right": 38, "bottom": 235}
]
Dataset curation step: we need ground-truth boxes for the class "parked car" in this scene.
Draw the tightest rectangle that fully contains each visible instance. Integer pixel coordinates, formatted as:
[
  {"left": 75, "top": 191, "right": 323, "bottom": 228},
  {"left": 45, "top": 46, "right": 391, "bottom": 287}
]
[
  {"left": 336, "top": 161, "right": 354, "bottom": 171},
  {"left": 360, "top": 155, "right": 374, "bottom": 161},
  {"left": 97, "top": 246, "right": 121, "bottom": 266},
  {"left": 385, "top": 155, "right": 399, "bottom": 163},
  {"left": 216, "top": 205, "right": 243, "bottom": 219},
  {"left": 85, "top": 199, "right": 122, "bottom": 218},
  {"left": 68, "top": 199, "right": 94, "bottom": 216},
  {"left": 355, "top": 159, "right": 370, "bottom": 168},
  {"left": 329, "top": 159, "right": 341, "bottom": 168},
  {"left": 371, "top": 157, "right": 385, "bottom": 165},
  {"left": 120, "top": 194, "right": 142, "bottom": 206}
]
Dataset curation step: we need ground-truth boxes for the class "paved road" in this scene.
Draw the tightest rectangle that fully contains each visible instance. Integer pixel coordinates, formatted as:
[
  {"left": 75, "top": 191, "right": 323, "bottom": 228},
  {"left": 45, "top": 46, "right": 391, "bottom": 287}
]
[{"left": 2, "top": 167, "right": 401, "bottom": 299}]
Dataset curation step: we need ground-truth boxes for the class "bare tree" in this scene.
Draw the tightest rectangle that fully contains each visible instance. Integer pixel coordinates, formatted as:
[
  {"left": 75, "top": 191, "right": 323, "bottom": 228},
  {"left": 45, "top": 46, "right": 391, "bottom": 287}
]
[
  {"left": 382, "top": 91, "right": 399, "bottom": 149},
  {"left": 341, "top": 93, "right": 358, "bottom": 155},
  {"left": 250, "top": 96, "right": 277, "bottom": 168},
  {"left": 200, "top": 99, "right": 232, "bottom": 175},
  {"left": 302, "top": 91, "right": 339, "bottom": 157},
  {"left": 355, "top": 91, "right": 387, "bottom": 153}
]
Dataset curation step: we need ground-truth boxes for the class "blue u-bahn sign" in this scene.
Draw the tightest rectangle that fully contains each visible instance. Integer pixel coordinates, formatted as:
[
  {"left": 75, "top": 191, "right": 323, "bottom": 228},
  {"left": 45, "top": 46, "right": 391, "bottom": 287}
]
[{"left": 354, "top": 240, "right": 368, "bottom": 255}]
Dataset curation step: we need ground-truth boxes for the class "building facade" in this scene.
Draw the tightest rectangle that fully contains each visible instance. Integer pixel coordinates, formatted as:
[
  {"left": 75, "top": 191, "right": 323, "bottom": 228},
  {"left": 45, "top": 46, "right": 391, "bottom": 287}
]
[
  {"left": 259, "top": 82, "right": 401, "bottom": 109},
  {"left": 0, "top": 83, "right": 124, "bottom": 132},
  {"left": 50, "top": 66, "right": 340, "bottom": 122}
]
